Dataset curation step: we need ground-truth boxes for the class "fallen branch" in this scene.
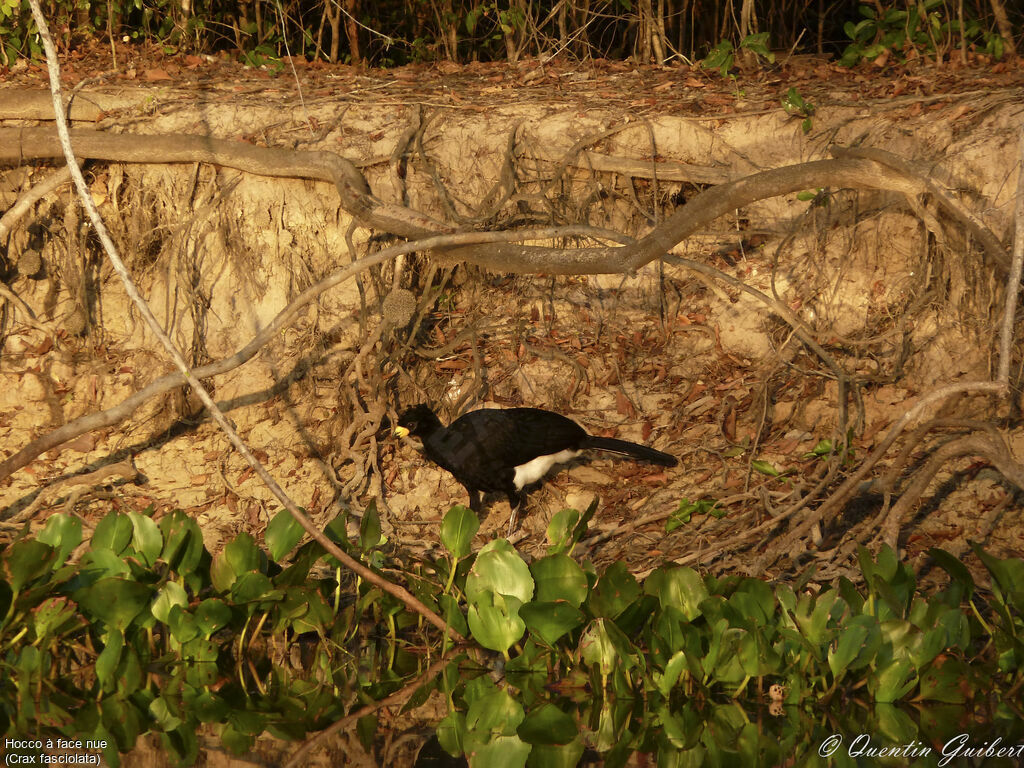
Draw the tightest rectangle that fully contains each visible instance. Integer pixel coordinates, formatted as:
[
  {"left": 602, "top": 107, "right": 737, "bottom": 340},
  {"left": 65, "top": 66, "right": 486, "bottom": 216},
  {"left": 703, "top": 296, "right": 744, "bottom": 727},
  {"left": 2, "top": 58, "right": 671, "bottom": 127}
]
[{"left": 0, "top": 458, "right": 138, "bottom": 529}]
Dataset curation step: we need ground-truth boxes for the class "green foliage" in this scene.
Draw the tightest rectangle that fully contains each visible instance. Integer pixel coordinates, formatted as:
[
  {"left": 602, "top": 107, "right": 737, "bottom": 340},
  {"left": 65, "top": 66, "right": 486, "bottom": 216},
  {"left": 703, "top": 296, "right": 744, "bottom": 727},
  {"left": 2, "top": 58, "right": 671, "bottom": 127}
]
[
  {"left": 667, "top": 497, "right": 724, "bottom": 531},
  {"left": 840, "top": 0, "right": 1006, "bottom": 66},
  {"left": 781, "top": 87, "right": 815, "bottom": 134},
  {"left": 2, "top": 505, "right": 1023, "bottom": 764},
  {"left": 700, "top": 33, "right": 774, "bottom": 76}
]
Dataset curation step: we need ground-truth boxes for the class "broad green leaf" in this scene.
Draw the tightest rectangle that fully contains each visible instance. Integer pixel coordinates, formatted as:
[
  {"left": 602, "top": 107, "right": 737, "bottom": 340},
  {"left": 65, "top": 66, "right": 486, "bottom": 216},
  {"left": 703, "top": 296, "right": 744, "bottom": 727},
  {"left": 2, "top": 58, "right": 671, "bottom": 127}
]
[
  {"left": 587, "top": 561, "right": 640, "bottom": 620},
  {"left": 128, "top": 511, "right": 163, "bottom": 566},
  {"left": 194, "top": 598, "right": 232, "bottom": 636},
  {"left": 466, "top": 539, "right": 534, "bottom": 604},
  {"left": 520, "top": 600, "right": 585, "bottom": 646},
  {"left": 37, "top": 513, "right": 82, "bottom": 565},
  {"left": 467, "top": 590, "right": 526, "bottom": 653},
  {"left": 1, "top": 539, "right": 56, "bottom": 593},
  {"left": 441, "top": 505, "right": 478, "bottom": 560},
  {"left": 160, "top": 511, "right": 205, "bottom": 575},
  {"left": 645, "top": 565, "right": 708, "bottom": 621},
  {"left": 151, "top": 581, "right": 188, "bottom": 623},
  {"left": 266, "top": 508, "right": 305, "bottom": 561},
  {"left": 517, "top": 703, "right": 577, "bottom": 745},
  {"left": 95, "top": 627, "right": 124, "bottom": 689},
  {"left": 531, "top": 554, "right": 588, "bottom": 606},
  {"left": 74, "top": 578, "right": 152, "bottom": 631},
  {"left": 92, "top": 512, "right": 132, "bottom": 554}
]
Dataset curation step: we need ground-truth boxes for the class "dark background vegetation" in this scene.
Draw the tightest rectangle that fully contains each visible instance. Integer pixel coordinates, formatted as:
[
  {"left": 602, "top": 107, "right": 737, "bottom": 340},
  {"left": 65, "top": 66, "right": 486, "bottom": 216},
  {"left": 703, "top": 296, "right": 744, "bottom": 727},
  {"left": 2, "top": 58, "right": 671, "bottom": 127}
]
[{"left": 3, "top": 0, "right": 1021, "bottom": 69}]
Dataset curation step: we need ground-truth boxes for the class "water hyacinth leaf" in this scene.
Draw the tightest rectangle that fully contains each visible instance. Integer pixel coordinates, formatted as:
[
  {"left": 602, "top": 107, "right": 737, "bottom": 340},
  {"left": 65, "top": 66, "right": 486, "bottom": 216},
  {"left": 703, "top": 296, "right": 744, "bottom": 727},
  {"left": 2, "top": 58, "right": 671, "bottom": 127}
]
[
  {"left": 32, "top": 596, "right": 80, "bottom": 640},
  {"left": 911, "top": 625, "right": 949, "bottom": 668},
  {"left": 190, "top": 691, "right": 229, "bottom": 723},
  {"left": 580, "top": 618, "right": 639, "bottom": 678},
  {"left": 828, "top": 616, "right": 877, "bottom": 679},
  {"left": 466, "top": 685, "right": 524, "bottom": 734},
  {"left": 728, "top": 578, "right": 775, "bottom": 627},
  {"left": 645, "top": 565, "right": 708, "bottom": 621},
  {"left": 274, "top": 539, "right": 326, "bottom": 587},
  {"left": 654, "top": 650, "right": 689, "bottom": 696},
  {"left": 95, "top": 627, "right": 124, "bottom": 689},
  {"left": 224, "top": 533, "right": 262, "bottom": 574},
  {"left": 467, "top": 590, "right": 526, "bottom": 652},
  {"left": 128, "top": 511, "right": 163, "bottom": 567},
  {"left": 928, "top": 548, "right": 975, "bottom": 601},
  {"left": 209, "top": 552, "right": 237, "bottom": 594},
  {"left": 441, "top": 505, "right": 479, "bottom": 560},
  {"left": 527, "top": 740, "right": 584, "bottom": 768},
  {"left": 266, "top": 508, "right": 305, "bottom": 561},
  {"left": 81, "top": 547, "right": 131, "bottom": 580},
  {"left": 869, "top": 657, "right": 917, "bottom": 702},
  {"left": 466, "top": 539, "right": 534, "bottom": 604},
  {"left": 151, "top": 581, "right": 189, "bottom": 623},
  {"left": 150, "top": 695, "right": 183, "bottom": 731},
  {"left": 918, "top": 656, "right": 968, "bottom": 703},
  {"left": 163, "top": 724, "right": 199, "bottom": 765},
  {"left": 230, "top": 571, "right": 276, "bottom": 604},
  {"left": 167, "top": 605, "right": 200, "bottom": 643},
  {"left": 517, "top": 703, "right": 577, "bottom": 745},
  {"left": 572, "top": 497, "right": 599, "bottom": 543},
  {"left": 465, "top": 734, "right": 530, "bottom": 768},
  {"left": 973, "top": 544, "right": 1024, "bottom": 613},
  {"left": 211, "top": 533, "right": 261, "bottom": 593},
  {"left": 588, "top": 561, "right": 640, "bottom": 620},
  {"left": 795, "top": 589, "right": 844, "bottom": 649},
  {"left": 436, "top": 711, "right": 467, "bottom": 756},
  {"left": 656, "top": 704, "right": 702, "bottom": 750},
  {"left": 36, "top": 513, "right": 82, "bottom": 566},
  {"left": 2, "top": 540, "right": 57, "bottom": 594},
  {"left": 74, "top": 578, "right": 152, "bottom": 630},
  {"left": 738, "top": 628, "right": 781, "bottom": 677},
  {"left": 93, "top": 512, "right": 133, "bottom": 555},
  {"left": 359, "top": 500, "right": 383, "bottom": 552},
  {"left": 221, "top": 724, "right": 254, "bottom": 756},
  {"left": 545, "top": 507, "right": 580, "bottom": 554},
  {"left": 438, "top": 593, "right": 470, "bottom": 637},
  {"left": 531, "top": 554, "right": 588, "bottom": 606},
  {"left": 159, "top": 512, "right": 205, "bottom": 576},
  {"left": 194, "top": 598, "right": 232, "bottom": 636},
  {"left": 705, "top": 624, "right": 747, "bottom": 684},
  {"left": 519, "top": 600, "right": 585, "bottom": 646}
]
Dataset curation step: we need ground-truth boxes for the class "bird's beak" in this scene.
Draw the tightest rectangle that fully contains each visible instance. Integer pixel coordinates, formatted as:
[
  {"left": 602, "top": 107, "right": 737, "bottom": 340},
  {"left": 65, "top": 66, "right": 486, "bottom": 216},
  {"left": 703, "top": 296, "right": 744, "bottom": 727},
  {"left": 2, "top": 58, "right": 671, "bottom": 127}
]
[{"left": 394, "top": 426, "right": 410, "bottom": 438}]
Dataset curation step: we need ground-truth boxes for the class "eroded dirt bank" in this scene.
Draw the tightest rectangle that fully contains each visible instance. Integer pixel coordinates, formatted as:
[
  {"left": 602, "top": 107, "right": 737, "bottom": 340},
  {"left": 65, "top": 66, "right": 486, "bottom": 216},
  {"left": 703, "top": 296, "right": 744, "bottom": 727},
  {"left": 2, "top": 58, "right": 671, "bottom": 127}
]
[{"left": 1, "top": 52, "right": 1023, "bottom": 582}]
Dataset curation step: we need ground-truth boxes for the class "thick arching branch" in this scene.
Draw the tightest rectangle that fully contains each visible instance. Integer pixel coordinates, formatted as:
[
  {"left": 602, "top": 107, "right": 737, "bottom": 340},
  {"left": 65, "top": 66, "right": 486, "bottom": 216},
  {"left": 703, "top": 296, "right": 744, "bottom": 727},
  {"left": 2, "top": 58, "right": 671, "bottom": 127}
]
[{"left": 1, "top": 128, "right": 1008, "bottom": 274}]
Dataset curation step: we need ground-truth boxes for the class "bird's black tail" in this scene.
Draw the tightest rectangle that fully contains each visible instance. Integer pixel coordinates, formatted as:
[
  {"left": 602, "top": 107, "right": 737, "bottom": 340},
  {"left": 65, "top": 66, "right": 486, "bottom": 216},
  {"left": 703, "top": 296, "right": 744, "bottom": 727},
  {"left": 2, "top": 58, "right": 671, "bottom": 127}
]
[{"left": 581, "top": 436, "right": 678, "bottom": 467}]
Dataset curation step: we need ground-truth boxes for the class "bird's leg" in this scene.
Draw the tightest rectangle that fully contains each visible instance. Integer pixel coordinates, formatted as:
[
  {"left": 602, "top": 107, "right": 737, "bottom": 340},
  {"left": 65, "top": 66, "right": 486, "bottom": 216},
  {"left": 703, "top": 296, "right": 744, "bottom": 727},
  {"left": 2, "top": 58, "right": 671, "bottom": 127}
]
[{"left": 506, "top": 490, "right": 524, "bottom": 536}]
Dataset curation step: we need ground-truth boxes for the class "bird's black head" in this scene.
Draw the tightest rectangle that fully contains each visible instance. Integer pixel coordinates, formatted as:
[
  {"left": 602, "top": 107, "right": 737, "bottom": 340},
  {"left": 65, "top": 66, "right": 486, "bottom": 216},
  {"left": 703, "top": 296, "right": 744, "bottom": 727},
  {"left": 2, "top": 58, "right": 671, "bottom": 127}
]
[{"left": 395, "top": 404, "right": 443, "bottom": 439}]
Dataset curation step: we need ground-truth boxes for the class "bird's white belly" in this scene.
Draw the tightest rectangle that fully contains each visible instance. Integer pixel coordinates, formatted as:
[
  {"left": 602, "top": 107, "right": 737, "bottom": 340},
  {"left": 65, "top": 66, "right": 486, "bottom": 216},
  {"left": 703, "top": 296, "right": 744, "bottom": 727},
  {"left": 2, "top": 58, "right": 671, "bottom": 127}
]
[{"left": 513, "top": 449, "right": 581, "bottom": 489}]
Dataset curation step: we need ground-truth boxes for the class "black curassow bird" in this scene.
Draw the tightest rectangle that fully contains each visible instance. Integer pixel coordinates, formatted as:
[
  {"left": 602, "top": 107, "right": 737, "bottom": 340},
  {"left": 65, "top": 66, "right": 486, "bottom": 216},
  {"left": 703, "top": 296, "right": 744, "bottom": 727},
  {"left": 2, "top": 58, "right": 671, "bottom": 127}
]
[{"left": 395, "top": 404, "right": 678, "bottom": 533}]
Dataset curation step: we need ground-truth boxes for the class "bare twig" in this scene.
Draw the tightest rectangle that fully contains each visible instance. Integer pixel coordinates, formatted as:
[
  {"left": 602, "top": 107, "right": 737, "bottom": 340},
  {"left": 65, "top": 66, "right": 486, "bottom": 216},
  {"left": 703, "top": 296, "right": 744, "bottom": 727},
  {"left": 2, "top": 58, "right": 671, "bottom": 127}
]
[{"left": 0, "top": 458, "right": 138, "bottom": 529}]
